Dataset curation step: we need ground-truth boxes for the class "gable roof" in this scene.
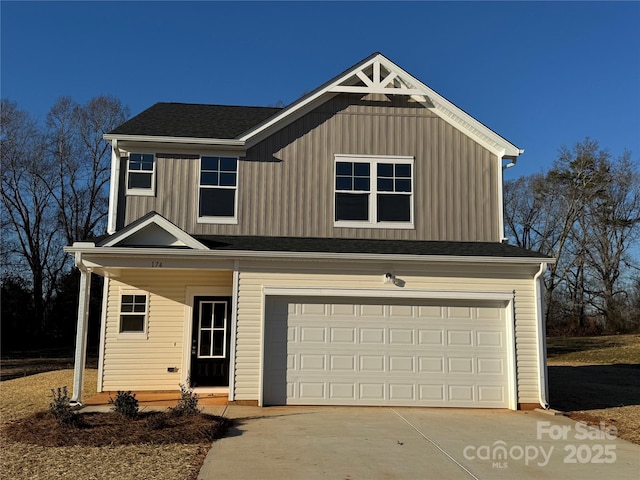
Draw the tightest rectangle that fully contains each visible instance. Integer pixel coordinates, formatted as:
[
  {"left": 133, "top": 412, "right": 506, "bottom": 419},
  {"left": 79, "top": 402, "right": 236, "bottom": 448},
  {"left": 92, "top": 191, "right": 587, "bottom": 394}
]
[
  {"left": 98, "top": 211, "right": 207, "bottom": 249},
  {"left": 104, "top": 53, "right": 522, "bottom": 159}
]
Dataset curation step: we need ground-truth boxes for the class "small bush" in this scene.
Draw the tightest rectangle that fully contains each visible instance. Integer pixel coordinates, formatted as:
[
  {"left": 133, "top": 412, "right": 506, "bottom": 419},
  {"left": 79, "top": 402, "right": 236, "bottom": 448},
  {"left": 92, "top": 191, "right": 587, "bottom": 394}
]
[
  {"left": 169, "top": 383, "right": 200, "bottom": 416},
  {"left": 109, "top": 390, "right": 139, "bottom": 418},
  {"left": 49, "top": 386, "right": 78, "bottom": 426}
]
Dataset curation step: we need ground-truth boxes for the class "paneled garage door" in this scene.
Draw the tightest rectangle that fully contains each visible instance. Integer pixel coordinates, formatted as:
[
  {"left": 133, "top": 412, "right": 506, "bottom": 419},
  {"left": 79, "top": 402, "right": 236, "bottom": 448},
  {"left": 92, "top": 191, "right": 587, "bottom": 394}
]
[{"left": 263, "top": 297, "right": 510, "bottom": 408}]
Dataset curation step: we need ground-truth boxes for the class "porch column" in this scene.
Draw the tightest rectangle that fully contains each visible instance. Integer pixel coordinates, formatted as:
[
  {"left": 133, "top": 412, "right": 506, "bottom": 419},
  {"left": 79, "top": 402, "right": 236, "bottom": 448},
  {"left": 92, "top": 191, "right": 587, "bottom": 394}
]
[{"left": 71, "top": 266, "right": 92, "bottom": 405}]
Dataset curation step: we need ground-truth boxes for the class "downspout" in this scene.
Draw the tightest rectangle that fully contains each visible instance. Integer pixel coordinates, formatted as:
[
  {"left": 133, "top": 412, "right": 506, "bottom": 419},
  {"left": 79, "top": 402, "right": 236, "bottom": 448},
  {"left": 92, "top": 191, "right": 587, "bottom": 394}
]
[
  {"left": 499, "top": 155, "right": 518, "bottom": 242},
  {"left": 106, "top": 139, "right": 120, "bottom": 235},
  {"left": 534, "top": 262, "right": 549, "bottom": 409}
]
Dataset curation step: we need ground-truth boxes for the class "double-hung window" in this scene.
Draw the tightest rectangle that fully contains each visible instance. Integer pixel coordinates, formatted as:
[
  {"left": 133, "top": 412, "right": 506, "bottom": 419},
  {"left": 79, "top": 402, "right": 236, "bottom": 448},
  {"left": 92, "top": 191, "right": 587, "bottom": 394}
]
[
  {"left": 119, "top": 293, "right": 148, "bottom": 334},
  {"left": 126, "top": 153, "right": 155, "bottom": 196},
  {"left": 198, "top": 156, "right": 238, "bottom": 223},
  {"left": 334, "top": 155, "right": 414, "bottom": 228}
]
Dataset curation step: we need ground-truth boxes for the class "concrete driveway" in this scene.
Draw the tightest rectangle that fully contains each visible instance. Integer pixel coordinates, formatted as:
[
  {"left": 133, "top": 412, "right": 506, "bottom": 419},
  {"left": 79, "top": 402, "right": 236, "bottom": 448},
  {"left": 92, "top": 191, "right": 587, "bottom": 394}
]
[{"left": 198, "top": 406, "right": 640, "bottom": 480}]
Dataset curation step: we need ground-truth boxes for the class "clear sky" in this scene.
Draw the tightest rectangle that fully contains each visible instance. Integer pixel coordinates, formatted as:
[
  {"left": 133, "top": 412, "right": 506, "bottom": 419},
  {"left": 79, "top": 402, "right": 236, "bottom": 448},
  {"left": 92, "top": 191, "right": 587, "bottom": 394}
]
[{"left": 2, "top": 1, "right": 639, "bottom": 180}]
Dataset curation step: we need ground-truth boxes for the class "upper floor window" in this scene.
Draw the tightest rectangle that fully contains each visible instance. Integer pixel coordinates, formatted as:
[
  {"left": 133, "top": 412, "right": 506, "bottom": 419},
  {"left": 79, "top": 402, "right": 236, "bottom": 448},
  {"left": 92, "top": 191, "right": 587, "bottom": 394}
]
[
  {"left": 126, "top": 153, "right": 155, "bottom": 196},
  {"left": 198, "top": 156, "right": 238, "bottom": 224},
  {"left": 334, "top": 155, "right": 413, "bottom": 228}
]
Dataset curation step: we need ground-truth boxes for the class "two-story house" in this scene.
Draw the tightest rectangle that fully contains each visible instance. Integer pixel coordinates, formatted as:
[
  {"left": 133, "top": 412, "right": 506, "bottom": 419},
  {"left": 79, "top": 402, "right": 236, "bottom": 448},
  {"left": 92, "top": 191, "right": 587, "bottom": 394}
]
[{"left": 66, "top": 53, "right": 552, "bottom": 410}]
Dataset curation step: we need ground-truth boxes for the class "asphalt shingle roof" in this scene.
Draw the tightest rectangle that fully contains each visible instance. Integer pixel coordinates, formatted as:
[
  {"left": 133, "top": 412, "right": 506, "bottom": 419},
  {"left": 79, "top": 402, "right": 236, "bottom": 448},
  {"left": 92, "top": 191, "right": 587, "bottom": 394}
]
[
  {"left": 194, "top": 235, "right": 550, "bottom": 258},
  {"left": 109, "top": 102, "right": 283, "bottom": 139}
]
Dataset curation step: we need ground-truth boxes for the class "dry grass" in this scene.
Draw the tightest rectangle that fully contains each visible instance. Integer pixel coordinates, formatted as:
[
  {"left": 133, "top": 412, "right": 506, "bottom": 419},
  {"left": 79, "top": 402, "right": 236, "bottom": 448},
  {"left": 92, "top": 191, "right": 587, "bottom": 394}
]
[
  {"left": 0, "top": 369, "right": 215, "bottom": 480},
  {"left": 547, "top": 334, "right": 640, "bottom": 364},
  {"left": 547, "top": 334, "right": 640, "bottom": 445}
]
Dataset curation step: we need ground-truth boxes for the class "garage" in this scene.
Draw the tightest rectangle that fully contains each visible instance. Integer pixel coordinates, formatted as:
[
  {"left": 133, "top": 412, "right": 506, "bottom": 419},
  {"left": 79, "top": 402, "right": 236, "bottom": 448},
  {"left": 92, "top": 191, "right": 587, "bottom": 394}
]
[{"left": 263, "top": 297, "right": 512, "bottom": 408}]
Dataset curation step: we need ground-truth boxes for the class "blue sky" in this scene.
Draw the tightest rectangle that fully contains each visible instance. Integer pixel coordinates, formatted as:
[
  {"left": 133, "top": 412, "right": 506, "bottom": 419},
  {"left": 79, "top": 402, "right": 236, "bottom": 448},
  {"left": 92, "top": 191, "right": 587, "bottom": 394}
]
[{"left": 2, "top": 1, "right": 639, "bottom": 180}]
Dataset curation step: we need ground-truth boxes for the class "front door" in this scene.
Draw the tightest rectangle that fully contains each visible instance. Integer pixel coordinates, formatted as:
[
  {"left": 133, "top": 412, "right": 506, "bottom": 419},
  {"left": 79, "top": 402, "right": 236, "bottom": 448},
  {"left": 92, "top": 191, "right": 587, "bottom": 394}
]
[{"left": 190, "top": 296, "right": 231, "bottom": 387}]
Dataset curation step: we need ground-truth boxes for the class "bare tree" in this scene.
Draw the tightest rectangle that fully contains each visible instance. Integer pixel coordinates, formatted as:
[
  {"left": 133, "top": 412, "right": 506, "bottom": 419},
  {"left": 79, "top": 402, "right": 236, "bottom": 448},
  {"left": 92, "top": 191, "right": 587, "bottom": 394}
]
[
  {"left": 1, "top": 100, "right": 66, "bottom": 335},
  {"left": 46, "top": 95, "right": 129, "bottom": 245},
  {"left": 504, "top": 138, "right": 640, "bottom": 332}
]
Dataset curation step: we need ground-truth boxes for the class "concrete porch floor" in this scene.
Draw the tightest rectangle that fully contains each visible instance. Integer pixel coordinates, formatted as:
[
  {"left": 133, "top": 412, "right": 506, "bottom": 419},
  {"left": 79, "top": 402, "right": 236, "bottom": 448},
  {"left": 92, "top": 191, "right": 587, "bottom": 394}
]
[{"left": 83, "top": 391, "right": 228, "bottom": 407}]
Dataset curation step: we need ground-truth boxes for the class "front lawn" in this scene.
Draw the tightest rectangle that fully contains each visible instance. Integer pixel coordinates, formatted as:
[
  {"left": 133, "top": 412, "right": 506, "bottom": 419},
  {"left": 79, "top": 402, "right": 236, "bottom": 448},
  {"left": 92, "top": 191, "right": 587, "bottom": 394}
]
[{"left": 547, "top": 334, "right": 640, "bottom": 445}]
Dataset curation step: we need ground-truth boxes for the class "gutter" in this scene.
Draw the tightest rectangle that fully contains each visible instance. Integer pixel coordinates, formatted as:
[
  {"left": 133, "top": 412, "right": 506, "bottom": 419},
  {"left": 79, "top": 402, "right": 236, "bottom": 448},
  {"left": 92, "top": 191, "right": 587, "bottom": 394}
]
[
  {"left": 63, "top": 244, "right": 553, "bottom": 266},
  {"left": 534, "top": 261, "right": 550, "bottom": 409}
]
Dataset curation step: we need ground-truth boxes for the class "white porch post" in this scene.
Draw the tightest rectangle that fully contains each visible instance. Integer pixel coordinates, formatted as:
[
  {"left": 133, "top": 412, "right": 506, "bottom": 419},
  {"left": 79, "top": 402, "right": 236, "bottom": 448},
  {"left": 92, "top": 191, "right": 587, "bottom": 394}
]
[{"left": 71, "top": 264, "right": 92, "bottom": 405}]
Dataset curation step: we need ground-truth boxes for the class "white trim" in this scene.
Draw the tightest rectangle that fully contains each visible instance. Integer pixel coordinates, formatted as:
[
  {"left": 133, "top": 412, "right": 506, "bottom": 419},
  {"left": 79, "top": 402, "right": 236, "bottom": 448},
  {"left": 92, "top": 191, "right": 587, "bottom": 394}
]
[
  {"left": 66, "top": 245, "right": 553, "bottom": 266},
  {"left": 260, "top": 287, "right": 517, "bottom": 410},
  {"left": 107, "top": 139, "right": 120, "bottom": 235},
  {"left": 239, "top": 53, "right": 522, "bottom": 159},
  {"left": 334, "top": 154, "right": 415, "bottom": 228},
  {"left": 228, "top": 262, "right": 240, "bottom": 401},
  {"left": 498, "top": 155, "right": 506, "bottom": 241},
  {"left": 534, "top": 262, "right": 550, "bottom": 409},
  {"left": 71, "top": 265, "right": 92, "bottom": 405},
  {"left": 258, "top": 285, "right": 266, "bottom": 407},
  {"left": 125, "top": 152, "right": 156, "bottom": 197},
  {"left": 117, "top": 290, "right": 149, "bottom": 338},
  {"left": 263, "top": 286, "right": 515, "bottom": 301},
  {"left": 101, "top": 213, "right": 208, "bottom": 250},
  {"left": 197, "top": 155, "right": 239, "bottom": 224},
  {"left": 182, "top": 286, "right": 234, "bottom": 388},
  {"left": 505, "top": 295, "right": 518, "bottom": 410},
  {"left": 96, "top": 276, "right": 109, "bottom": 393},
  {"left": 104, "top": 133, "right": 245, "bottom": 147}
]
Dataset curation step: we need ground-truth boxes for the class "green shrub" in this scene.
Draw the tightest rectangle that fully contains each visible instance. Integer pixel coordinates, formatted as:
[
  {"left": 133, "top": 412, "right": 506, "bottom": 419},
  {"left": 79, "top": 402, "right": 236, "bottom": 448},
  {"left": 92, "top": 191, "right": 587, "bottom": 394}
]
[
  {"left": 109, "top": 390, "right": 139, "bottom": 418},
  {"left": 169, "top": 383, "right": 200, "bottom": 416},
  {"left": 49, "top": 386, "right": 78, "bottom": 426}
]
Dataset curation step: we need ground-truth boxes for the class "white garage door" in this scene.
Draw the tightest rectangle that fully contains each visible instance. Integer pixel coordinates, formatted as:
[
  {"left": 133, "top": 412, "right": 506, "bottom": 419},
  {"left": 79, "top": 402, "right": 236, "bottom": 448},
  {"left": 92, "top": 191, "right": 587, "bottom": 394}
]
[{"left": 263, "top": 297, "right": 510, "bottom": 408}]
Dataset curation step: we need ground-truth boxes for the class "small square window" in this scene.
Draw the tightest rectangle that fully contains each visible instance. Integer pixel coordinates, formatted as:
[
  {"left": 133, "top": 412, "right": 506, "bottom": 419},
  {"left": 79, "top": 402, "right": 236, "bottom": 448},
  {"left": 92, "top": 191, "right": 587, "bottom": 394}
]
[{"left": 120, "top": 294, "right": 147, "bottom": 333}]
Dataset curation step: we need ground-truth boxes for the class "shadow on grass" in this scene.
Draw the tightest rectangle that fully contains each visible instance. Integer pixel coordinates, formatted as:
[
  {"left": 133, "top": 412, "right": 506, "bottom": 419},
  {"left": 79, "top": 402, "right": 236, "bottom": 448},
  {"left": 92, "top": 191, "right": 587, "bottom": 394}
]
[{"left": 548, "top": 364, "right": 640, "bottom": 411}]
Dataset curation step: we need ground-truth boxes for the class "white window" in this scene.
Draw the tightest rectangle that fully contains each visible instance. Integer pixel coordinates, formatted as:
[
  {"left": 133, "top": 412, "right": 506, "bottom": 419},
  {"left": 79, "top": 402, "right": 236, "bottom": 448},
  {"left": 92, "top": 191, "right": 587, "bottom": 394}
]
[
  {"left": 126, "top": 153, "right": 155, "bottom": 196},
  {"left": 197, "top": 156, "right": 238, "bottom": 224},
  {"left": 334, "top": 155, "right": 414, "bottom": 228},
  {"left": 119, "top": 293, "right": 148, "bottom": 334}
]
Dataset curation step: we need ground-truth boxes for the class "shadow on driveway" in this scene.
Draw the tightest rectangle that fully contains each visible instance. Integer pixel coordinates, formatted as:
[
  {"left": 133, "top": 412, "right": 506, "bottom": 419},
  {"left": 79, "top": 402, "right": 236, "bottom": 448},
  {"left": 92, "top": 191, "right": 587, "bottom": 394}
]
[{"left": 548, "top": 364, "right": 639, "bottom": 411}]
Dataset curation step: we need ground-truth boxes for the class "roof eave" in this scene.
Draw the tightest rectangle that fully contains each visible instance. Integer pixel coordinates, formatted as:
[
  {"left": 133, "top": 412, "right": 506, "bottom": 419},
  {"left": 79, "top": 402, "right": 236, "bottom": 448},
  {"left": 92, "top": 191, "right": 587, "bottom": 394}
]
[
  {"left": 103, "top": 133, "right": 246, "bottom": 148},
  {"left": 64, "top": 244, "right": 554, "bottom": 265}
]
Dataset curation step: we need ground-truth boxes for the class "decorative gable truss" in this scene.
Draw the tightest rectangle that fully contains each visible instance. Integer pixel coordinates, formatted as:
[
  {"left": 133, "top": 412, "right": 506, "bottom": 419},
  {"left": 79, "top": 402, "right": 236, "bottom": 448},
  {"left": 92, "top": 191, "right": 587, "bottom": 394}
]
[{"left": 241, "top": 53, "right": 523, "bottom": 160}]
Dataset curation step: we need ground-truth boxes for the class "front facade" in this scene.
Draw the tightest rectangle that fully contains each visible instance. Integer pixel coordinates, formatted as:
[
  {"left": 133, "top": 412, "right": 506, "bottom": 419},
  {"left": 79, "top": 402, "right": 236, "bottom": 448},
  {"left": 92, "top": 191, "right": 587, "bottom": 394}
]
[{"left": 68, "top": 53, "right": 552, "bottom": 410}]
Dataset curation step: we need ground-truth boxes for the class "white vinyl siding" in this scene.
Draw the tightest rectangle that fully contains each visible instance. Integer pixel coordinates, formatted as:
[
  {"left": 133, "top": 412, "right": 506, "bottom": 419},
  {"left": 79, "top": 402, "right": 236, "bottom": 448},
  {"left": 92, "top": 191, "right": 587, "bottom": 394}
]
[
  {"left": 233, "top": 261, "right": 540, "bottom": 405},
  {"left": 102, "top": 270, "right": 233, "bottom": 391}
]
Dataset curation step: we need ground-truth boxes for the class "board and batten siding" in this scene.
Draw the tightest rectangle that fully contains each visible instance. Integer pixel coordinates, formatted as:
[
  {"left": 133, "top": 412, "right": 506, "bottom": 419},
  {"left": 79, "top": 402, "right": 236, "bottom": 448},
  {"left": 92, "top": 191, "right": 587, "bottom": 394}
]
[
  {"left": 102, "top": 270, "right": 232, "bottom": 391},
  {"left": 233, "top": 261, "right": 542, "bottom": 405},
  {"left": 123, "top": 94, "right": 500, "bottom": 242}
]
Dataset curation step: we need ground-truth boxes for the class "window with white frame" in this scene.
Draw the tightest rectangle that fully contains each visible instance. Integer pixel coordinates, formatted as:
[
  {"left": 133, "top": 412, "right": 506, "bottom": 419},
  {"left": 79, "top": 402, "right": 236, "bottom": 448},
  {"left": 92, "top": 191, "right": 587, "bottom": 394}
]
[
  {"left": 334, "top": 155, "right": 413, "bottom": 227},
  {"left": 126, "top": 153, "right": 156, "bottom": 195},
  {"left": 119, "top": 294, "right": 148, "bottom": 333},
  {"left": 198, "top": 156, "right": 238, "bottom": 223}
]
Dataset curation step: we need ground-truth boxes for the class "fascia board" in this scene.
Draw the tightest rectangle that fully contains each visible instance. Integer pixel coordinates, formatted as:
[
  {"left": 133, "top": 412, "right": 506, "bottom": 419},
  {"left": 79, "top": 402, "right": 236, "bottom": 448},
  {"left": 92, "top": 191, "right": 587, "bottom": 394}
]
[
  {"left": 103, "top": 134, "right": 245, "bottom": 148},
  {"left": 99, "top": 214, "right": 208, "bottom": 250},
  {"left": 375, "top": 56, "right": 522, "bottom": 158},
  {"left": 63, "top": 245, "right": 554, "bottom": 265},
  {"left": 237, "top": 55, "right": 384, "bottom": 144}
]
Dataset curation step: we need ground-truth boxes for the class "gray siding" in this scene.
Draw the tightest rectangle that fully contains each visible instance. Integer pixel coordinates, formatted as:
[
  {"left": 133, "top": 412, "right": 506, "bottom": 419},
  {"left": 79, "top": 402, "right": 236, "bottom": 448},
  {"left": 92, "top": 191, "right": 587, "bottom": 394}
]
[{"left": 123, "top": 94, "right": 500, "bottom": 241}]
